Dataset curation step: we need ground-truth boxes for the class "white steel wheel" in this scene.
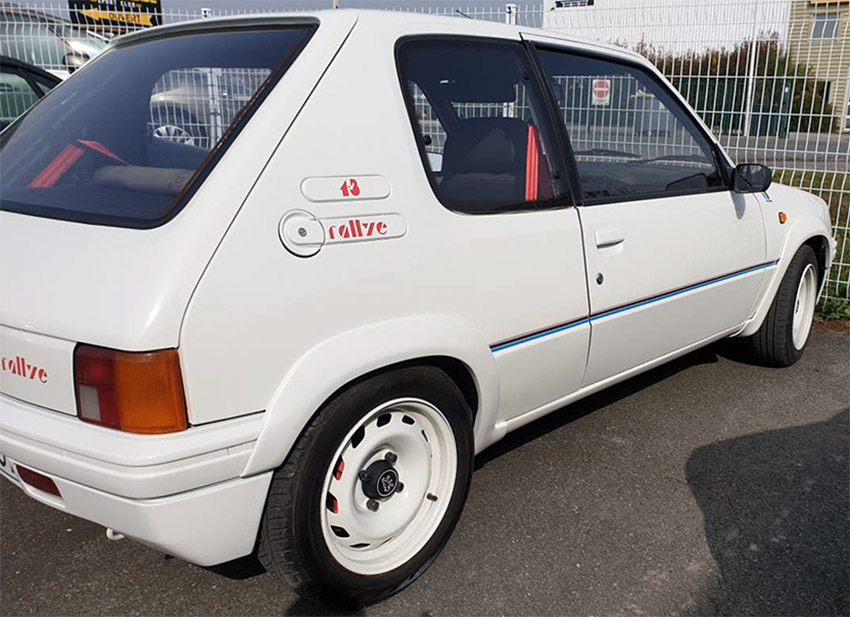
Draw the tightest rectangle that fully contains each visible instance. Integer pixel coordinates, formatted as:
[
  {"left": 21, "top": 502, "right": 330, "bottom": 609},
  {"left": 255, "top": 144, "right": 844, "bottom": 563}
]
[
  {"left": 320, "top": 398, "right": 457, "bottom": 575},
  {"left": 792, "top": 263, "right": 817, "bottom": 350},
  {"left": 257, "top": 366, "right": 474, "bottom": 607}
]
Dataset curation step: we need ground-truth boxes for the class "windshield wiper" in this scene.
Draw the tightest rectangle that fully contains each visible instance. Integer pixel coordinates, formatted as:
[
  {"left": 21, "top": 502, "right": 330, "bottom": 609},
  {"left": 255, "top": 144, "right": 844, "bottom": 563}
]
[{"left": 638, "top": 154, "right": 710, "bottom": 164}]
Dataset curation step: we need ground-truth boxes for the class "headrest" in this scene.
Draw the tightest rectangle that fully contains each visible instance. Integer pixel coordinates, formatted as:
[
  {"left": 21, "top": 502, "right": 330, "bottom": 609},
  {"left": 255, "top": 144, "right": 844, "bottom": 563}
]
[{"left": 442, "top": 118, "right": 530, "bottom": 175}]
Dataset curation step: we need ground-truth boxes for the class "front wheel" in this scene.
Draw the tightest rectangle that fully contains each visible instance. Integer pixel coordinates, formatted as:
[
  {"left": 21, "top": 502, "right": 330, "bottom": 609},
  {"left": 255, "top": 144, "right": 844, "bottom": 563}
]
[
  {"left": 747, "top": 244, "right": 819, "bottom": 367},
  {"left": 258, "top": 367, "right": 474, "bottom": 607}
]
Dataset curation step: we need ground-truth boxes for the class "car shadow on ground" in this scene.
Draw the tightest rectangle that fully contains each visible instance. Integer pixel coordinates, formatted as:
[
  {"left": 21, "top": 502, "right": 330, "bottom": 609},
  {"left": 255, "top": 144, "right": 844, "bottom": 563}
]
[{"left": 686, "top": 409, "right": 850, "bottom": 616}]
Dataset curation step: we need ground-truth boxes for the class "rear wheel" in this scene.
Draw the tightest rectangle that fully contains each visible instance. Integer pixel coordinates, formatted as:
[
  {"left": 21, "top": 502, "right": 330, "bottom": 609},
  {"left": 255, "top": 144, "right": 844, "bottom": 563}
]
[
  {"left": 747, "top": 244, "right": 819, "bottom": 367},
  {"left": 258, "top": 367, "right": 474, "bottom": 607}
]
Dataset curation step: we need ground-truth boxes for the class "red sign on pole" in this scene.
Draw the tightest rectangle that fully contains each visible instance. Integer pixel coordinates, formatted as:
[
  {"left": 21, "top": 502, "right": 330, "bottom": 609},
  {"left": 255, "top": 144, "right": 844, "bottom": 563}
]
[{"left": 592, "top": 78, "right": 611, "bottom": 106}]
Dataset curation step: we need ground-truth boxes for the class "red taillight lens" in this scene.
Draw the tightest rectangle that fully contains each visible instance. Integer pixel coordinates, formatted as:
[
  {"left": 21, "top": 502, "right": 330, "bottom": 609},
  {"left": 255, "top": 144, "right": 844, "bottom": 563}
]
[
  {"left": 17, "top": 466, "right": 61, "bottom": 497},
  {"left": 74, "top": 346, "right": 188, "bottom": 434}
]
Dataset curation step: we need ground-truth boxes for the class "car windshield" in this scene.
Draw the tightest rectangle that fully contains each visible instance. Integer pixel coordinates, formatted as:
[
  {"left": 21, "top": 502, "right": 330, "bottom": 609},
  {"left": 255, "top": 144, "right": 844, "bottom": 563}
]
[{"left": 0, "top": 25, "right": 315, "bottom": 228}]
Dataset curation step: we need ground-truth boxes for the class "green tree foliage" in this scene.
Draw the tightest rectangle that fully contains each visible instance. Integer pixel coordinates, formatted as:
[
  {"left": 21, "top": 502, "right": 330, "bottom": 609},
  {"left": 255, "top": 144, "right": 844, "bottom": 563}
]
[{"left": 635, "top": 36, "right": 836, "bottom": 135}]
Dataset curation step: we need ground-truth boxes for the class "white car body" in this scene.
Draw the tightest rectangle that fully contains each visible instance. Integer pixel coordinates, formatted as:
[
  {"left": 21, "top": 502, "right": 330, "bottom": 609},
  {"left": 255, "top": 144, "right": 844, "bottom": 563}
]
[{"left": 0, "top": 10, "right": 836, "bottom": 571}]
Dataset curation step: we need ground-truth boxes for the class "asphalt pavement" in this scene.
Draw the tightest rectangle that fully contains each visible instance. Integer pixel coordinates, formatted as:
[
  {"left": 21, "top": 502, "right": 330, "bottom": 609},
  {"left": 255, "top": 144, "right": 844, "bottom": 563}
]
[{"left": 1, "top": 330, "right": 848, "bottom": 617}]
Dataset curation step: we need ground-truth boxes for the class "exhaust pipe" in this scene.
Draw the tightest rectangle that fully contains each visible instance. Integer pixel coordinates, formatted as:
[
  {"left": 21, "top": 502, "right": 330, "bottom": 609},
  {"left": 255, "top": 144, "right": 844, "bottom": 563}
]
[{"left": 105, "top": 528, "right": 125, "bottom": 541}]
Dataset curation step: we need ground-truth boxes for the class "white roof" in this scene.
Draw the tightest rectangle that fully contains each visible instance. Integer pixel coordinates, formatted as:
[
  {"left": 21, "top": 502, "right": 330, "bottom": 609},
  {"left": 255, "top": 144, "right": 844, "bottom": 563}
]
[{"left": 114, "top": 8, "right": 643, "bottom": 64}]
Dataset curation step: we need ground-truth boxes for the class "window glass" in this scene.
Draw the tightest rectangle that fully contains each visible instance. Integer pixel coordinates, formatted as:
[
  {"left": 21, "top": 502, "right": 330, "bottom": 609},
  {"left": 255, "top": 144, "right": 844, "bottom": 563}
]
[
  {"left": 409, "top": 82, "right": 447, "bottom": 172},
  {"left": 537, "top": 49, "right": 723, "bottom": 202},
  {"left": 0, "top": 27, "right": 315, "bottom": 228},
  {"left": 812, "top": 13, "right": 839, "bottom": 40},
  {"left": 0, "top": 71, "right": 39, "bottom": 128},
  {"left": 398, "top": 39, "right": 565, "bottom": 214},
  {"left": 150, "top": 67, "right": 272, "bottom": 150}
]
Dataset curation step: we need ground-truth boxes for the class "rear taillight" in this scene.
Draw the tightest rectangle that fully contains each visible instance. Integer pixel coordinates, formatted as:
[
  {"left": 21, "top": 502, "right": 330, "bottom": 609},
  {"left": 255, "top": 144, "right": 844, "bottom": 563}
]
[{"left": 74, "top": 346, "right": 188, "bottom": 434}]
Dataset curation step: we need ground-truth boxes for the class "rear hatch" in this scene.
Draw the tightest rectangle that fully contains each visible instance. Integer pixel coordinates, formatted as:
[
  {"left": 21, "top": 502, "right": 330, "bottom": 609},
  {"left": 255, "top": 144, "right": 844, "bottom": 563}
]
[{"left": 0, "top": 14, "right": 356, "bottom": 417}]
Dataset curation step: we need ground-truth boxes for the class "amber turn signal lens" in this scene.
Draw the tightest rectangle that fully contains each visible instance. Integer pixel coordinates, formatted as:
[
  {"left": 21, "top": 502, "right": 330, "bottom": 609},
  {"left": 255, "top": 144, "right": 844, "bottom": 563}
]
[
  {"left": 75, "top": 346, "right": 188, "bottom": 434},
  {"left": 778, "top": 212, "right": 787, "bottom": 224}
]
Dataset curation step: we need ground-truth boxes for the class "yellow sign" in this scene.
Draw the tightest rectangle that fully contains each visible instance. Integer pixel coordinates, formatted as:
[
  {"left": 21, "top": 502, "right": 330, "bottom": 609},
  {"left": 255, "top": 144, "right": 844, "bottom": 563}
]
[
  {"left": 79, "top": 7, "right": 154, "bottom": 26},
  {"left": 69, "top": 0, "right": 161, "bottom": 31}
]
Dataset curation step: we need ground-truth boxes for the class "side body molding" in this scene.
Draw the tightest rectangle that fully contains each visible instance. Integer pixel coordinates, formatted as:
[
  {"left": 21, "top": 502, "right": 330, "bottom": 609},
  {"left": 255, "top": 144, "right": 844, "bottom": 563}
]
[{"left": 242, "top": 314, "right": 502, "bottom": 476}]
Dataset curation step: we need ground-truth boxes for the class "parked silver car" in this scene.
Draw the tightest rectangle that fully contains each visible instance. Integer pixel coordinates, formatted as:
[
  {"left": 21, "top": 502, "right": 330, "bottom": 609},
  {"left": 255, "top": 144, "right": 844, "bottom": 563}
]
[{"left": 0, "top": 4, "right": 107, "bottom": 78}]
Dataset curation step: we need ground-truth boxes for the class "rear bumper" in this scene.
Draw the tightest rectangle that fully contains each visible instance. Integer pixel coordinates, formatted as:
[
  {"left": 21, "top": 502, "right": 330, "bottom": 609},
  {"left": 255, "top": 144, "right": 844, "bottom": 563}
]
[
  {"left": 1, "top": 459, "right": 271, "bottom": 566},
  {"left": 0, "top": 393, "right": 271, "bottom": 565}
]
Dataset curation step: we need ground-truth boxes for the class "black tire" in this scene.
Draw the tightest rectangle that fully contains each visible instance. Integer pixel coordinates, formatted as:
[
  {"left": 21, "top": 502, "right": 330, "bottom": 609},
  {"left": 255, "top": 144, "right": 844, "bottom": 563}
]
[
  {"left": 258, "top": 366, "right": 474, "bottom": 607},
  {"left": 747, "top": 244, "right": 819, "bottom": 367}
]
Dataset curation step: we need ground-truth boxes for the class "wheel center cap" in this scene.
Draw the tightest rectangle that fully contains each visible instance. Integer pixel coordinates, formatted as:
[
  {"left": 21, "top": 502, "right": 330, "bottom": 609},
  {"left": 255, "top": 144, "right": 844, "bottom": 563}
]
[
  {"left": 376, "top": 469, "right": 398, "bottom": 497},
  {"left": 360, "top": 460, "right": 400, "bottom": 500}
]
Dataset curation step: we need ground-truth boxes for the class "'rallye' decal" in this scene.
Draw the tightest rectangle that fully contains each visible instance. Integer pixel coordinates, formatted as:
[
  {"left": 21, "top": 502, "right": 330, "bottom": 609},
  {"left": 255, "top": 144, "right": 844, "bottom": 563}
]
[{"left": 321, "top": 214, "right": 406, "bottom": 244}]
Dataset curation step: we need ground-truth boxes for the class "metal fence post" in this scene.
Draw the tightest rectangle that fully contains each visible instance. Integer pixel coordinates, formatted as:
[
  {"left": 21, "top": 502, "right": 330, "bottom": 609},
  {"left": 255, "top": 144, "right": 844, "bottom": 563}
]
[
  {"left": 506, "top": 3, "right": 518, "bottom": 26},
  {"left": 742, "top": 1, "right": 760, "bottom": 137}
]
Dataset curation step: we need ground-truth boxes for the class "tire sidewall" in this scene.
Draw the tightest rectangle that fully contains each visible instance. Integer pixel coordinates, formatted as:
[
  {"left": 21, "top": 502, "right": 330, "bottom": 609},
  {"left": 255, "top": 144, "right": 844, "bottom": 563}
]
[
  {"left": 781, "top": 246, "right": 819, "bottom": 361},
  {"left": 288, "top": 368, "right": 474, "bottom": 604}
]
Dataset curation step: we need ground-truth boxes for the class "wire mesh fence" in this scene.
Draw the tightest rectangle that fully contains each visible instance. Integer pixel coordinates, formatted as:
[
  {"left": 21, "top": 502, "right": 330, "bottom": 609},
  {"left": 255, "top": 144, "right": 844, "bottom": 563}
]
[
  {"left": 544, "top": 0, "right": 849, "bottom": 299},
  {"left": 0, "top": 0, "right": 847, "bottom": 299}
]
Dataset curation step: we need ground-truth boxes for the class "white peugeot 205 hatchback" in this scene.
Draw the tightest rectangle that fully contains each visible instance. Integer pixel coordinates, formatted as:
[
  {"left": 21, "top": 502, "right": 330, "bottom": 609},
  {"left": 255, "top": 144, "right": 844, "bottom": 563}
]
[{"left": 0, "top": 10, "right": 836, "bottom": 606}]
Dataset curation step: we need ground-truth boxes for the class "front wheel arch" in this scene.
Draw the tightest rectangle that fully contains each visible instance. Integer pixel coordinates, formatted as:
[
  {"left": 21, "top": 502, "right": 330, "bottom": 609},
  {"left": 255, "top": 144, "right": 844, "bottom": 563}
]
[
  {"left": 738, "top": 227, "right": 833, "bottom": 339},
  {"left": 803, "top": 235, "right": 830, "bottom": 295}
]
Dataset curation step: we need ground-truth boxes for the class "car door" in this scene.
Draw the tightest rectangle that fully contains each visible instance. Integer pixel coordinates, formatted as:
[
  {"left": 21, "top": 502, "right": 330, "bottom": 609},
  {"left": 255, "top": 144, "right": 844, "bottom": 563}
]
[
  {"left": 396, "top": 36, "right": 591, "bottom": 423},
  {"left": 528, "top": 38, "right": 767, "bottom": 385}
]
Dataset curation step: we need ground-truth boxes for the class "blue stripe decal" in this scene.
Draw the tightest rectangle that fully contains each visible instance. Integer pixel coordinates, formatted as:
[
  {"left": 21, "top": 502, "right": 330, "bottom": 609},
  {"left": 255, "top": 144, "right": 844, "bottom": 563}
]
[
  {"left": 589, "top": 261, "right": 777, "bottom": 322},
  {"left": 491, "top": 260, "right": 777, "bottom": 353},
  {"left": 490, "top": 319, "right": 589, "bottom": 353}
]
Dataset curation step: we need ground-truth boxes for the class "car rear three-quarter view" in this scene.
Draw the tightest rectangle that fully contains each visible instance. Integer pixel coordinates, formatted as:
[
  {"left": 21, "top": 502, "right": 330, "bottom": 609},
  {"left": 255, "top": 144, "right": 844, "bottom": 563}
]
[{"left": 0, "top": 9, "right": 836, "bottom": 609}]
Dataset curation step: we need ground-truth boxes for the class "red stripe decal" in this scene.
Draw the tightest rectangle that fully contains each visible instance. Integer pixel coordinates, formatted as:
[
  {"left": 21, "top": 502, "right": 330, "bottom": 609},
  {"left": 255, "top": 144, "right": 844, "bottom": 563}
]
[
  {"left": 525, "top": 125, "right": 539, "bottom": 203},
  {"left": 77, "top": 140, "right": 129, "bottom": 165},
  {"left": 28, "top": 145, "right": 84, "bottom": 188}
]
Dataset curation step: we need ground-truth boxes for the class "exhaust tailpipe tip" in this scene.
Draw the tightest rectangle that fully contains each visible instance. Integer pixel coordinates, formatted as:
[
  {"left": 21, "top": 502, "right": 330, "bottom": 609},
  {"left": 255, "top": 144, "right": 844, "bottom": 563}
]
[{"left": 106, "top": 528, "right": 125, "bottom": 541}]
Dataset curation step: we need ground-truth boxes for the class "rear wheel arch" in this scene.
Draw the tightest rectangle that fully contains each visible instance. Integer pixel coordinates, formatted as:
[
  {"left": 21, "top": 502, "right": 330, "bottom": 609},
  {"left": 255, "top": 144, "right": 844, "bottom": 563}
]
[
  {"left": 242, "top": 316, "right": 500, "bottom": 477},
  {"left": 296, "top": 356, "right": 481, "bottom": 444}
]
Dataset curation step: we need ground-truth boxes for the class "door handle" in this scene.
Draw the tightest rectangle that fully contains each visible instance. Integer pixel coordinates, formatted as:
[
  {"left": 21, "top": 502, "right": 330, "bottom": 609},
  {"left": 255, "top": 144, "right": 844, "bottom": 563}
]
[{"left": 595, "top": 228, "right": 625, "bottom": 248}]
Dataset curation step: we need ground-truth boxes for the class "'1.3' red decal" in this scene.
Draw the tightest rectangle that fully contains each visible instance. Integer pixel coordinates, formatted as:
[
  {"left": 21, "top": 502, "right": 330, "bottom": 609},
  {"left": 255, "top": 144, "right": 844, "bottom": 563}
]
[{"left": 339, "top": 178, "right": 361, "bottom": 197}]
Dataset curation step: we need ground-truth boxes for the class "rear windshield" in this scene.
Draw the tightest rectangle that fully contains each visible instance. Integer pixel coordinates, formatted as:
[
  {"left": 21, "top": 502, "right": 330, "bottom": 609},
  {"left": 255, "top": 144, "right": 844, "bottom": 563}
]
[{"left": 0, "top": 26, "right": 315, "bottom": 228}]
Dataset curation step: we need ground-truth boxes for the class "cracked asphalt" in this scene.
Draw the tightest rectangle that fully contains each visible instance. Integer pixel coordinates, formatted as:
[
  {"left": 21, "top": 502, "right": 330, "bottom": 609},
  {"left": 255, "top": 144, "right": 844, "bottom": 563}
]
[{"left": 1, "top": 330, "right": 848, "bottom": 616}]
